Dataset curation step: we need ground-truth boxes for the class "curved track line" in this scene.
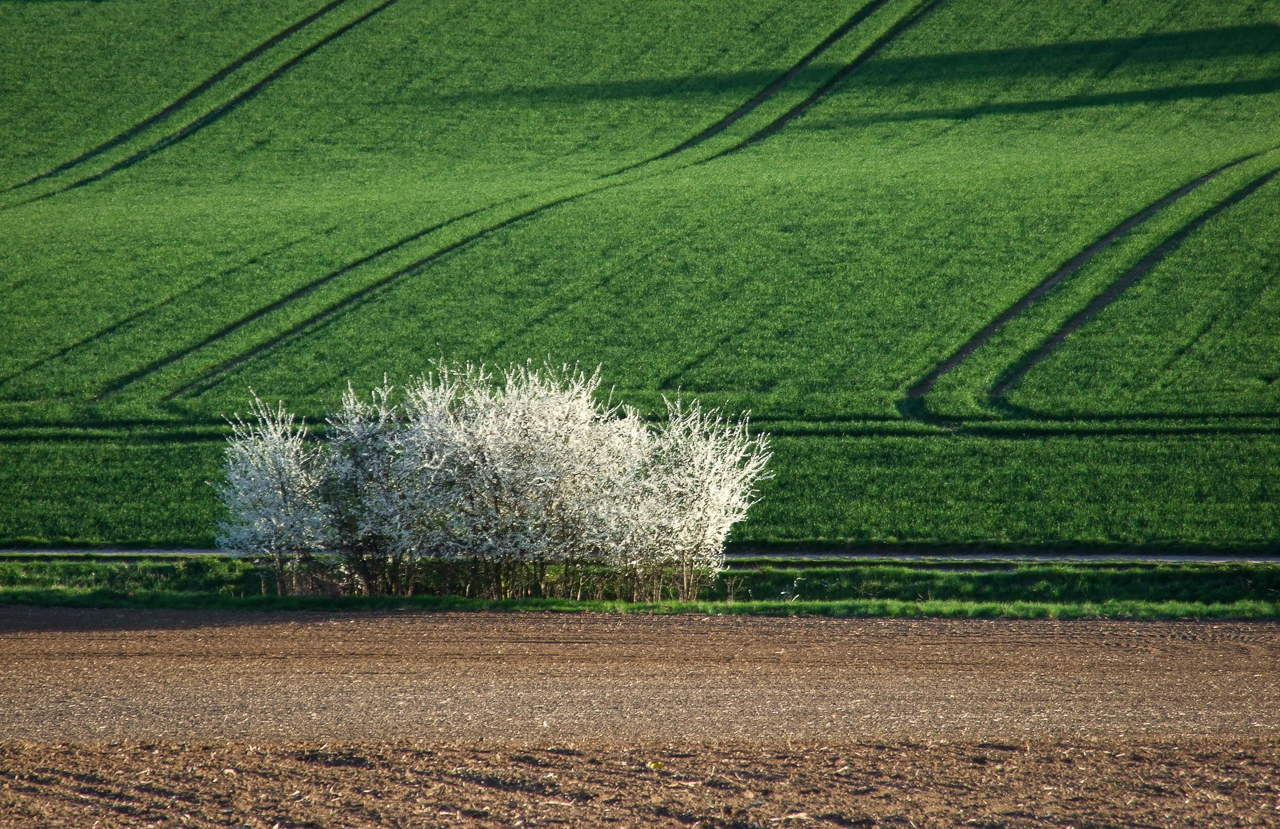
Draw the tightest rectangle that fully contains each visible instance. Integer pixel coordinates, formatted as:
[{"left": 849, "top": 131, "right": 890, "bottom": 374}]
[
  {"left": 8, "top": 2, "right": 895, "bottom": 403},
  {"left": 11, "top": 0, "right": 402, "bottom": 209},
  {"left": 992, "top": 167, "right": 1280, "bottom": 396},
  {"left": 713, "top": 0, "right": 948, "bottom": 158},
  {"left": 2, "top": 0, "right": 355, "bottom": 195},
  {"left": 906, "top": 154, "right": 1260, "bottom": 398},
  {"left": 0, "top": 230, "right": 328, "bottom": 392},
  {"left": 609, "top": 0, "right": 896, "bottom": 175},
  {"left": 96, "top": 206, "right": 490, "bottom": 401},
  {"left": 162, "top": 191, "right": 599, "bottom": 401},
  {"left": 475, "top": 239, "right": 684, "bottom": 363},
  {"left": 139, "top": 8, "right": 923, "bottom": 399}
]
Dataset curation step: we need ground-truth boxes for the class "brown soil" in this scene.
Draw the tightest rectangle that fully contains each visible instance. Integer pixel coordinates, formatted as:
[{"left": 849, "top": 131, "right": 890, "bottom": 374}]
[
  {"left": 4, "top": 739, "right": 1278, "bottom": 828},
  {"left": 1, "top": 608, "right": 1277, "bottom": 827}
]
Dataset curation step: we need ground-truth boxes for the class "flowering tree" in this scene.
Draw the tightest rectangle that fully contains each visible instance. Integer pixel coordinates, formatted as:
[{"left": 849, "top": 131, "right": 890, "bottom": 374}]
[
  {"left": 215, "top": 395, "right": 323, "bottom": 594},
  {"left": 398, "top": 363, "right": 655, "bottom": 596},
  {"left": 321, "top": 380, "right": 425, "bottom": 595},
  {"left": 215, "top": 362, "right": 771, "bottom": 600},
  {"left": 633, "top": 398, "right": 772, "bottom": 601}
]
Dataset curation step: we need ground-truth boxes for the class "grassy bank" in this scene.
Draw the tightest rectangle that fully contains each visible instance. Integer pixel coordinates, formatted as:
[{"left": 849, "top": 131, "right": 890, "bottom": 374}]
[{"left": 3, "top": 555, "right": 1277, "bottom": 620}]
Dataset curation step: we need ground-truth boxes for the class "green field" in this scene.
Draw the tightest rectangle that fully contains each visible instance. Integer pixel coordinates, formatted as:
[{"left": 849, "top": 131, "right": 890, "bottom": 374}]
[{"left": 2, "top": 0, "right": 1279, "bottom": 548}]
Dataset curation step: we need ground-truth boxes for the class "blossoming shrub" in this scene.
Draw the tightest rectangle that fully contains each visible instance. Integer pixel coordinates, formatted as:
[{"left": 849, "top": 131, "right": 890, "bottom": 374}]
[
  {"left": 216, "top": 363, "right": 771, "bottom": 599},
  {"left": 216, "top": 398, "right": 324, "bottom": 595}
]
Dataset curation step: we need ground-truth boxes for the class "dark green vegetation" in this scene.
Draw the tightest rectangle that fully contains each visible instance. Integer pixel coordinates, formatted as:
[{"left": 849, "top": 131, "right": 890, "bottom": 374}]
[
  {"left": 0, "top": 554, "right": 261, "bottom": 598},
  {"left": 3, "top": 555, "right": 1277, "bottom": 619},
  {"left": 2, "top": 0, "right": 1279, "bottom": 548}
]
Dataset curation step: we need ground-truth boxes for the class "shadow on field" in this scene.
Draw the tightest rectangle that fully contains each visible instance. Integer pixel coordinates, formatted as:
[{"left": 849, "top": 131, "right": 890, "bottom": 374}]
[
  {"left": 429, "top": 25, "right": 1280, "bottom": 106},
  {"left": 862, "top": 24, "right": 1280, "bottom": 83},
  {"left": 809, "top": 78, "right": 1280, "bottom": 128}
]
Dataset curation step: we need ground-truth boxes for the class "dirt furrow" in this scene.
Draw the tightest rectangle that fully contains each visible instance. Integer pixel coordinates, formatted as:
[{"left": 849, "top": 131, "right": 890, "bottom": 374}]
[
  {"left": 3, "top": 608, "right": 1277, "bottom": 827},
  {"left": 3, "top": 740, "right": 1277, "bottom": 828}
]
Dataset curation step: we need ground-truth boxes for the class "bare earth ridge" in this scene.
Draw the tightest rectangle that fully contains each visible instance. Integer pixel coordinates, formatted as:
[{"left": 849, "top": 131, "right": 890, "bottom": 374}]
[{"left": 1, "top": 608, "right": 1277, "bottom": 826}]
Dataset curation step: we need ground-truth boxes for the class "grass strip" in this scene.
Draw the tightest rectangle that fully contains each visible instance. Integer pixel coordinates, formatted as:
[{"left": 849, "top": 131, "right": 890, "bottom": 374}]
[
  {"left": 3, "top": 557, "right": 1277, "bottom": 619},
  {"left": 1, "top": 588, "right": 1275, "bottom": 620}
]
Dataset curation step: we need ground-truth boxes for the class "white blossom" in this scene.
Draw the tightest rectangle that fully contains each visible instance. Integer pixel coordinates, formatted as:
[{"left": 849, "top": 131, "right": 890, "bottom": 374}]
[
  {"left": 215, "top": 362, "right": 771, "bottom": 600},
  {"left": 215, "top": 394, "right": 324, "bottom": 592}
]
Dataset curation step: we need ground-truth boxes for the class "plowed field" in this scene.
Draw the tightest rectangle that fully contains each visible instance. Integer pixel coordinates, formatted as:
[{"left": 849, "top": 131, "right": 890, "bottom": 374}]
[{"left": 1, "top": 609, "right": 1278, "bottom": 826}]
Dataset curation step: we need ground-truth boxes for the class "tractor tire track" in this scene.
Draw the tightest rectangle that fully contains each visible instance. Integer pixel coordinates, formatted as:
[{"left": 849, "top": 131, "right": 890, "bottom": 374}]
[
  {"left": 17, "top": 1, "right": 886, "bottom": 396},
  {"left": 140, "top": 7, "right": 932, "bottom": 400},
  {"left": 85, "top": 0, "right": 945, "bottom": 402},
  {"left": 10, "top": 0, "right": 402, "bottom": 210},
  {"left": 471, "top": 238, "right": 685, "bottom": 366},
  {"left": 162, "top": 192, "right": 600, "bottom": 401},
  {"left": 1, "top": 0, "right": 355, "bottom": 196},
  {"left": 611, "top": 0, "right": 896, "bottom": 174},
  {"left": 906, "top": 154, "right": 1261, "bottom": 399},
  {"left": 992, "top": 166, "right": 1280, "bottom": 396},
  {"left": 96, "top": 206, "right": 492, "bottom": 401},
  {"left": 713, "top": 0, "right": 949, "bottom": 158},
  {"left": 0, "top": 230, "right": 329, "bottom": 393}
]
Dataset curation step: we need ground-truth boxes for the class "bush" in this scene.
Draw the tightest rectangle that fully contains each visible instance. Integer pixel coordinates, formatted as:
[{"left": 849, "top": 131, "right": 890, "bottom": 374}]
[
  {"left": 216, "top": 398, "right": 324, "bottom": 595},
  {"left": 215, "top": 363, "right": 770, "bottom": 599}
]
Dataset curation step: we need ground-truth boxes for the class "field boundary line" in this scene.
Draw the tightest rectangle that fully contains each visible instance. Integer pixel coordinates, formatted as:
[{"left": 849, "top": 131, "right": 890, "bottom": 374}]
[
  {"left": 723, "top": 551, "right": 1280, "bottom": 564},
  {"left": 5, "top": 0, "right": 402, "bottom": 210},
  {"left": 993, "top": 166, "right": 1280, "bottom": 396},
  {"left": 3, "top": 410, "right": 1279, "bottom": 439},
  {"left": 1, "top": 0, "right": 355, "bottom": 196},
  {"left": 4, "top": 548, "right": 1278, "bottom": 563},
  {"left": 905, "top": 154, "right": 1261, "bottom": 399}
]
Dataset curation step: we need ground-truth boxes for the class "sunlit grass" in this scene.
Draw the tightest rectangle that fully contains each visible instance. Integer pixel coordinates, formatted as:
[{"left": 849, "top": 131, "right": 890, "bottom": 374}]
[{"left": 1, "top": 0, "right": 1278, "bottom": 548}]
